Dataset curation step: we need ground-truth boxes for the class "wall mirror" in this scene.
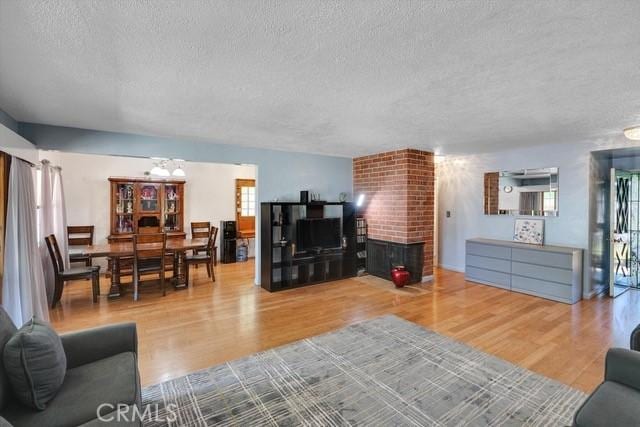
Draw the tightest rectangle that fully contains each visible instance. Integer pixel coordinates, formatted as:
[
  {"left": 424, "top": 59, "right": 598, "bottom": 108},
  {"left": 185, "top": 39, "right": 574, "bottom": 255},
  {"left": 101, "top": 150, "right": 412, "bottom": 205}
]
[{"left": 484, "top": 167, "right": 558, "bottom": 216}]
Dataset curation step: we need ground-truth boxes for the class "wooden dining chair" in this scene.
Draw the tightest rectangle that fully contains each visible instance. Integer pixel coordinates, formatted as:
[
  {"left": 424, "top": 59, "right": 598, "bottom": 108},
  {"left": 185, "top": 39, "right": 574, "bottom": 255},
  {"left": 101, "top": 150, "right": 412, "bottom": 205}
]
[
  {"left": 184, "top": 226, "right": 216, "bottom": 286},
  {"left": 45, "top": 234, "right": 101, "bottom": 308},
  {"left": 191, "top": 221, "right": 210, "bottom": 267},
  {"left": 210, "top": 225, "right": 219, "bottom": 266},
  {"left": 132, "top": 233, "right": 167, "bottom": 301},
  {"left": 68, "top": 225, "right": 95, "bottom": 267}
]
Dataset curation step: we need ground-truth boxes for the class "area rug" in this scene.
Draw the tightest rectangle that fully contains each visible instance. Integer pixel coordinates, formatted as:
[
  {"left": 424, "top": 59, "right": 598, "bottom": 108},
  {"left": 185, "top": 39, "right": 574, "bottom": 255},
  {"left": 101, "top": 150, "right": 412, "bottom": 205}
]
[{"left": 142, "top": 315, "right": 586, "bottom": 426}]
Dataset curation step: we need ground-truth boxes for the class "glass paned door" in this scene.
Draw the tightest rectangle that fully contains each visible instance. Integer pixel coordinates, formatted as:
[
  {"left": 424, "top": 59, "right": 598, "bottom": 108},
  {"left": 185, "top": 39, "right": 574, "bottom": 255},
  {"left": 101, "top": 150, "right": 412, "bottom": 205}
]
[
  {"left": 115, "top": 183, "right": 134, "bottom": 233},
  {"left": 163, "top": 184, "right": 180, "bottom": 231},
  {"left": 610, "top": 169, "right": 632, "bottom": 297},
  {"left": 235, "top": 178, "right": 256, "bottom": 237},
  {"left": 139, "top": 183, "right": 160, "bottom": 213}
]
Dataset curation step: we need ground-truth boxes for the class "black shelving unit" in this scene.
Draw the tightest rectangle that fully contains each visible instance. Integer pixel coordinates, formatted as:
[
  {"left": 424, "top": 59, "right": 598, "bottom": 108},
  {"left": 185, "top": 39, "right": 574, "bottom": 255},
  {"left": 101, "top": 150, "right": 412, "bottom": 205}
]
[
  {"left": 356, "top": 217, "right": 367, "bottom": 274},
  {"left": 260, "top": 202, "right": 356, "bottom": 292}
]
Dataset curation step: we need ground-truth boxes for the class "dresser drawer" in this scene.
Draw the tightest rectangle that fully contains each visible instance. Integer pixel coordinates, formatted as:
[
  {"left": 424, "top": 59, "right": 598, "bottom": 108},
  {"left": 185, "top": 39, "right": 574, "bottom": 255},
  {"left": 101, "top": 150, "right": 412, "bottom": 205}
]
[
  {"left": 466, "top": 254, "right": 511, "bottom": 273},
  {"left": 466, "top": 266, "right": 511, "bottom": 289},
  {"left": 511, "top": 261, "right": 573, "bottom": 285},
  {"left": 511, "top": 275, "right": 573, "bottom": 303},
  {"left": 466, "top": 242, "right": 511, "bottom": 260},
  {"left": 511, "top": 248, "right": 573, "bottom": 270}
]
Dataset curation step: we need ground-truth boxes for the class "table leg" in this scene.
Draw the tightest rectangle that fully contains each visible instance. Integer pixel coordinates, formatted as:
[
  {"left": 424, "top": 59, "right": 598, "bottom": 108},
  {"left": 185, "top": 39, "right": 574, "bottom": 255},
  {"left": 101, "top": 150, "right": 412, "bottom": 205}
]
[
  {"left": 108, "top": 256, "right": 122, "bottom": 298},
  {"left": 174, "top": 251, "right": 187, "bottom": 289},
  {"left": 172, "top": 251, "right": 178, "bottom": 284}
]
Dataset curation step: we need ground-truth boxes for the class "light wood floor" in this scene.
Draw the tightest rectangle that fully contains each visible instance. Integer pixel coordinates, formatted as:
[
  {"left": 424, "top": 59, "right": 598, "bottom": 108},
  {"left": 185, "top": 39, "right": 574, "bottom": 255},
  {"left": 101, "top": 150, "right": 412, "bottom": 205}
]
[{"left": 50, "top": 260, "right": 640, "bottom": 393}]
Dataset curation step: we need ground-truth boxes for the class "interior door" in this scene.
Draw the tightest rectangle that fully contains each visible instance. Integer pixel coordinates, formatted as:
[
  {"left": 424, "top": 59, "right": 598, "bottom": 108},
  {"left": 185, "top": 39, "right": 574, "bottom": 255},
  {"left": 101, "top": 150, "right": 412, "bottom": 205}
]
[
  {"left": 235, "top": 179, "right": 256, "bottom": 237},
  {"left": 610, "top": 168, "right": 632, "bottom": 297}
]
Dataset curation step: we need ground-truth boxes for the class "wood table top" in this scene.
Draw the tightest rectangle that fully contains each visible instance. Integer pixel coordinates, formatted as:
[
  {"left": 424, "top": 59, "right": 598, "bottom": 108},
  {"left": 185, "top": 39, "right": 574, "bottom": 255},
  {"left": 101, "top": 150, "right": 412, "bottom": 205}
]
[{"left": 81, "top": 238, "right": 208, "bottom": 258}]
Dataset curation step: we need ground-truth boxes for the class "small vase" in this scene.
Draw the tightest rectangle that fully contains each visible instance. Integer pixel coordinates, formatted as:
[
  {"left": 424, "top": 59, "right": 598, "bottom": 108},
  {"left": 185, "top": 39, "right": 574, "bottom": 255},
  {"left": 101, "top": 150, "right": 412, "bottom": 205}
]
[{"left": 391, "top": 266, "right": 410, "bottom": 288}]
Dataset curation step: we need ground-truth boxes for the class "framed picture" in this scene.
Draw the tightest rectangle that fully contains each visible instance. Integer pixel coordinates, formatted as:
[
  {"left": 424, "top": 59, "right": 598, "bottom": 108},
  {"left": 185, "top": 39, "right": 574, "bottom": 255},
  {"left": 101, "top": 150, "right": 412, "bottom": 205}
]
[{"left": 513, "top": 219, "right": 544, "bottom": 245}]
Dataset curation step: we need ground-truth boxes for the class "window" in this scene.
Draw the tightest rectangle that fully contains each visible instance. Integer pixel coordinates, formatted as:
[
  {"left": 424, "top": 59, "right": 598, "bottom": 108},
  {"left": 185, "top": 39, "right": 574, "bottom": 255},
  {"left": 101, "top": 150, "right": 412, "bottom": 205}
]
[
  {"left": 241, "top": 185, "right": 255, "bottom": 216},
  {"left": 543, "top": 191, "right": 556, "bottom": 211}
]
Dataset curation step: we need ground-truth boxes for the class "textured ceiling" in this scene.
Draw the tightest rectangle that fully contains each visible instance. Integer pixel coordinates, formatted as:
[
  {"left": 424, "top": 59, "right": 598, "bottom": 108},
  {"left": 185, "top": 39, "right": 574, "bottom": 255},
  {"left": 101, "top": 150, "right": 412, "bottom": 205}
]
[{"left": 1, "top": 1, "right": 640, "bottom": 157}]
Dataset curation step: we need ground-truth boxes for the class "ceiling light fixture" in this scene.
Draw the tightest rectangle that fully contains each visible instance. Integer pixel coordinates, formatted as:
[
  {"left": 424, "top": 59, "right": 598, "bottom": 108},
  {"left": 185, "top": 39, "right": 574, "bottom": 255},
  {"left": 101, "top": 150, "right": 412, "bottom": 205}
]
[
  {"left": 149, "top": 158, "right": 186, "bottom": 177},
  {"left": 171, "top": 159, "right": 186, "bottom": 177},
  {"left": 624, "top": 126, "right": 640, "bottom": 141},
  {"left": 172, "top": 166, "right": 185, "bottom": 177},
  {"left": 150, "top": 164, "right": 164, "bottom": 176},
  {"left": 150, "top": 160, "right": 171, "bottom": 177}
]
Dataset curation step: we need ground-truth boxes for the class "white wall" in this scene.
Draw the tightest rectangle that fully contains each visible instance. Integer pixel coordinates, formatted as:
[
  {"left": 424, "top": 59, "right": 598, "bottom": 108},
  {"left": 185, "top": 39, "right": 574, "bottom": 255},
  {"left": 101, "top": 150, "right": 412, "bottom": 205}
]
[
  {"left": 0, "top": 123, "right": 38, "bottom": 164},
  {"left": 39, "top": 151, "right": 256, "bottom": 269},
  {"left": 437, "top": 137, "right": 640, "bottom": 298}
]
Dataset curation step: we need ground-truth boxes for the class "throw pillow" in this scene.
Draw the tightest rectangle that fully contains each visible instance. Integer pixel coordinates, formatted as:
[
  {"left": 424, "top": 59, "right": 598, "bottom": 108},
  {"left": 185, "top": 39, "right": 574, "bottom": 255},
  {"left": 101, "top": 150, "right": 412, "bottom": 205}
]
[{"left": 3, "top": 317, "right": 67, "bottom": 410}]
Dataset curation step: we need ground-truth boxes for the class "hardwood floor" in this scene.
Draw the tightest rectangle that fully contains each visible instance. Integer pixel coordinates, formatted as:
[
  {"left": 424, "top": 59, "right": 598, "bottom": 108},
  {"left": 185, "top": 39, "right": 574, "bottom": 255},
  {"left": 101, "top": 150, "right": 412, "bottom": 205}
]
[{"left": 50, "top": 260, "right": 640, "bottom": 393}]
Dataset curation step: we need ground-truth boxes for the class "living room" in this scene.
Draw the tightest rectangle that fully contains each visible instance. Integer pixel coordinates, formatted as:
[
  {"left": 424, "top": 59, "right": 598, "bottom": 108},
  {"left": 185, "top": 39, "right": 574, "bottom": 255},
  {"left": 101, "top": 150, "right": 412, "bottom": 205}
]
[{"left": 1, "top": 1, "right": 640, "bottom": 426}]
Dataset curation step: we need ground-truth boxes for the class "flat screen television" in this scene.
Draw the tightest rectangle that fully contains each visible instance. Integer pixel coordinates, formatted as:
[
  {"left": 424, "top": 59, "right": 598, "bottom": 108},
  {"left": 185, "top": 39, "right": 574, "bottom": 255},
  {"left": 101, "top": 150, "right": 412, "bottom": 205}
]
[{"left": 296, "top": 218, "right": 341, "bottom": 252}]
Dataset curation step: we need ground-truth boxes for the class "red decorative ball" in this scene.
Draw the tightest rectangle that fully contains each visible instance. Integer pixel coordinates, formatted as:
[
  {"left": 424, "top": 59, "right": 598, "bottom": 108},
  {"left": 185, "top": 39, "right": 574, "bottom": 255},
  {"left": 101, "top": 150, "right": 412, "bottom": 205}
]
[{"left": 391, "top": 266, "right": 410, "bottom": 288}]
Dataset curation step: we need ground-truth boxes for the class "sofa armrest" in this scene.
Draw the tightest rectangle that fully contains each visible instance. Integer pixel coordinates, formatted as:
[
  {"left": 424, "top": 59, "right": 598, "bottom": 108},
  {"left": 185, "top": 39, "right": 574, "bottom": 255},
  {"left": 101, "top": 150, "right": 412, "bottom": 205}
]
[
  {"left": 60, "top": 322, "right": 137, "bottom": 369},
  {"left": 631, "top": 324, "right": 640, "bottom": 351},
  {"left": 604, "top": 347, "right": 640, "bottom": 391}
]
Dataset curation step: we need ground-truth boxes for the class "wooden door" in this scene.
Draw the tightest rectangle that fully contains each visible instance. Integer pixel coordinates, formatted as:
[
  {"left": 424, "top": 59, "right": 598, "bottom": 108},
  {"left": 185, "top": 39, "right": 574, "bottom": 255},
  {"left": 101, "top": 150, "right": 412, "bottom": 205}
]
[{"left": 235, "top": 179, "right": 256, "bottom": 237}]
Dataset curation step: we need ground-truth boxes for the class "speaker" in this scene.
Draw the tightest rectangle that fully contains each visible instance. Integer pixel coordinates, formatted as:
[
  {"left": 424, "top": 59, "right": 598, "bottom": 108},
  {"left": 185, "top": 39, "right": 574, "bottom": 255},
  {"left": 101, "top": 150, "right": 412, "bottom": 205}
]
[{"left": 300, "top": 190, "right": 309, "bottom": 204}]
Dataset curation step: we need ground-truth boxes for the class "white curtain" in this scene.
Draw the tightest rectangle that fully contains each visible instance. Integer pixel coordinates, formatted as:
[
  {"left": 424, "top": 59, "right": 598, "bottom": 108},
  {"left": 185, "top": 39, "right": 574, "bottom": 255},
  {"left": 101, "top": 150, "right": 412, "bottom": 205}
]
[
  {"left": 2, "top": 157, "right": 49, "bottom": 325},
  {"left": 38, "top": 160, "right": 69, "bottom": 303}
]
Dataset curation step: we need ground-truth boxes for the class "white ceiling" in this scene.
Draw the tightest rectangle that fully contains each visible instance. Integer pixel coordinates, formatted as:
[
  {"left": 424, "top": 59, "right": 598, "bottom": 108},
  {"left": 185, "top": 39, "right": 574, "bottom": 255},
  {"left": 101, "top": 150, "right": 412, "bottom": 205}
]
[{"left": 1, "top": 1, "right": 639, "bottom": 157}]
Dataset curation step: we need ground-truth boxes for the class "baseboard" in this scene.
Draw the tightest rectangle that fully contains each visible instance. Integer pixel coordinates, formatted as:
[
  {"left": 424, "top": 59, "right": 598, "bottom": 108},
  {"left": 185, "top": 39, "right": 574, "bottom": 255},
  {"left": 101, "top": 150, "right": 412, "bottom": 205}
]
[
  {"left": 421, "top": 275, "right": 433, "bottom": 282},
  {"left": 438, "top": 263, "right": 465, "bottom": 273}
]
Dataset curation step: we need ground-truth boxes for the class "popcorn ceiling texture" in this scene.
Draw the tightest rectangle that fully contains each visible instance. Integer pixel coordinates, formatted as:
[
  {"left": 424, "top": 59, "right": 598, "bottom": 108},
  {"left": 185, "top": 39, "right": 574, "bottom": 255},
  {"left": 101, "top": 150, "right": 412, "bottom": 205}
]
[
  {"left": 353, "top": 149, "right": 434, "bottom": 277},
  {"left": 1, "top": 1, "right": 640, "bottom": 157}
]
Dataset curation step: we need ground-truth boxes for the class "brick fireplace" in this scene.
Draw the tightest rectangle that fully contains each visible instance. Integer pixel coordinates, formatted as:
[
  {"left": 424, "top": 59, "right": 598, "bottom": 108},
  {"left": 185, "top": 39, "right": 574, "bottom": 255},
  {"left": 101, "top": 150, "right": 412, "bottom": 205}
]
[{"left": 353, "top": 149, "right": 434, "bottom": 280}]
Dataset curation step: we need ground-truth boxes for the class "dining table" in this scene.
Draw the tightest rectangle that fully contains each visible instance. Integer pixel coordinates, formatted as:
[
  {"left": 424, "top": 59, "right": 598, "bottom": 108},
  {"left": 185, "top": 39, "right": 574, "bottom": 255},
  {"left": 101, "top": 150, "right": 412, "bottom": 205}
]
[{"left": 80, "top": 238, "right": 209, "bottom": 298}]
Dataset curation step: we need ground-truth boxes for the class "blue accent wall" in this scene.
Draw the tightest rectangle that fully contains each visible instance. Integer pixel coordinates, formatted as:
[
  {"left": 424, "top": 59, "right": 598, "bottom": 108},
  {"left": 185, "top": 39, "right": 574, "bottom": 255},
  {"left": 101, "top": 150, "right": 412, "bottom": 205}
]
[
  {"left": 19, "top": 122, "right": 354, "bottom": 285},
  {"left": 0, "top": 109, "right": 18, "bottom": 133}
]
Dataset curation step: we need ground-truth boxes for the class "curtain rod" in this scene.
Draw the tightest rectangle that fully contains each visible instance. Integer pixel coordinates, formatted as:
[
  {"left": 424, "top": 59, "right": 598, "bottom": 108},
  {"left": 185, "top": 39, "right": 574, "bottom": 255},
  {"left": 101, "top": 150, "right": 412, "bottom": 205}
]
[
  {"left": 15, "top": 156, "right": 35, "bottom": 168},
  {"left": 34, "top": 159, "right": 62, "bottom": 171}
]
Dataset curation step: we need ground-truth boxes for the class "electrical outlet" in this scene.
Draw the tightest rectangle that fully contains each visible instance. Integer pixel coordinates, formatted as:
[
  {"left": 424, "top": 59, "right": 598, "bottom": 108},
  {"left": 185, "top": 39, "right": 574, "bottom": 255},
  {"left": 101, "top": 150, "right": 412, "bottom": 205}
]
[{"left": 446, "top": 210, "right": 451, "bottom": 218}]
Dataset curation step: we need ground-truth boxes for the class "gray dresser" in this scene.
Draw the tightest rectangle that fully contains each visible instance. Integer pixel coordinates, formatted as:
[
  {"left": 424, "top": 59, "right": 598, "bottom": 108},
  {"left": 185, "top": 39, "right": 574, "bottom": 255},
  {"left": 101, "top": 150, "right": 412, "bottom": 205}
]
[{"left": 465, "top": 238, "right": 583, "bottom": 304}]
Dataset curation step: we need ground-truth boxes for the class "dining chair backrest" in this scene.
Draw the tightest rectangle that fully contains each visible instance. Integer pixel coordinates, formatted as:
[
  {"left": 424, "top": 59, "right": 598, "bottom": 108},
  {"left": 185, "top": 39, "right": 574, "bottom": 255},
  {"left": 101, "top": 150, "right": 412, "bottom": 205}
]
[
  {"left": 68, "top": 225, "right": 94, "bottom": 246},
  {"left": 133, "top": 233, "right": 167, "bottom": 262},
  {"left": 191, "top": 221, "right": 210, "bottom": 239},
  {"left": 207, "top": 226, "right": 218, "bottom": 256},
  {"left": 44, "top": 234, "right": 64, "bottom": 275}
]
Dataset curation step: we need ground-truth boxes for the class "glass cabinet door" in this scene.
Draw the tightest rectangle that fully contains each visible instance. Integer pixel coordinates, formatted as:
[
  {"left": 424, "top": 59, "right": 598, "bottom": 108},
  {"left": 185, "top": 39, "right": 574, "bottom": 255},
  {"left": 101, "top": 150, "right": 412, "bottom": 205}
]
[
  {"left": 163, "top": 184, "right": 180, "bottom": 231},
  {"left": 138, "top": 183, "right": 160, "bottom": 213},
  {"left": 115, "top": 183, "right": 134, "bottom": 233}
]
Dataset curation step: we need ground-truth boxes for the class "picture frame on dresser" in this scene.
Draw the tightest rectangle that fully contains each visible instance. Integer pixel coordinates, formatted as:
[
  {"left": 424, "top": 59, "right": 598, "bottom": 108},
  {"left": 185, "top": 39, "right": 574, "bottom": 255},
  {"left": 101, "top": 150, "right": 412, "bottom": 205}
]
[{"left": 513, "top": 218, "right": 544, "bottom": 245}]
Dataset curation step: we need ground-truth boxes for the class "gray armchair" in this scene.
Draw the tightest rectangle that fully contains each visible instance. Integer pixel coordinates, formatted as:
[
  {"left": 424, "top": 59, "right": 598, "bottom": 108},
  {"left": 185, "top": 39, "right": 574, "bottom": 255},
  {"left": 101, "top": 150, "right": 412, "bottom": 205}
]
[
  {"left": 573, "top": 325, "right": 640, "bottom": 426},
  {"left": 0, "top": 308, "right": 141, "bottom": 426}
]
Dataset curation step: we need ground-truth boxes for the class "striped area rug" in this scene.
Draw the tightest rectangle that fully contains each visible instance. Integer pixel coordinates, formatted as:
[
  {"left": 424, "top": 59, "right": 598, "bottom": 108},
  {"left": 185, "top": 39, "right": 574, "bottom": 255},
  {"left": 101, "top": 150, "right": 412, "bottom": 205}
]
[{"left": 142, "top": 315, "right": 586, "bottom": 426}]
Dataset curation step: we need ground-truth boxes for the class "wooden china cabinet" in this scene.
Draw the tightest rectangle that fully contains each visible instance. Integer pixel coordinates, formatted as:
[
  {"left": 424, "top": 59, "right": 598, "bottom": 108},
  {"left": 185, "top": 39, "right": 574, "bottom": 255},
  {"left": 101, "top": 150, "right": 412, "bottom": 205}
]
[{"left": 108, "top": 177, "right": 186, "bottom": 242}]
